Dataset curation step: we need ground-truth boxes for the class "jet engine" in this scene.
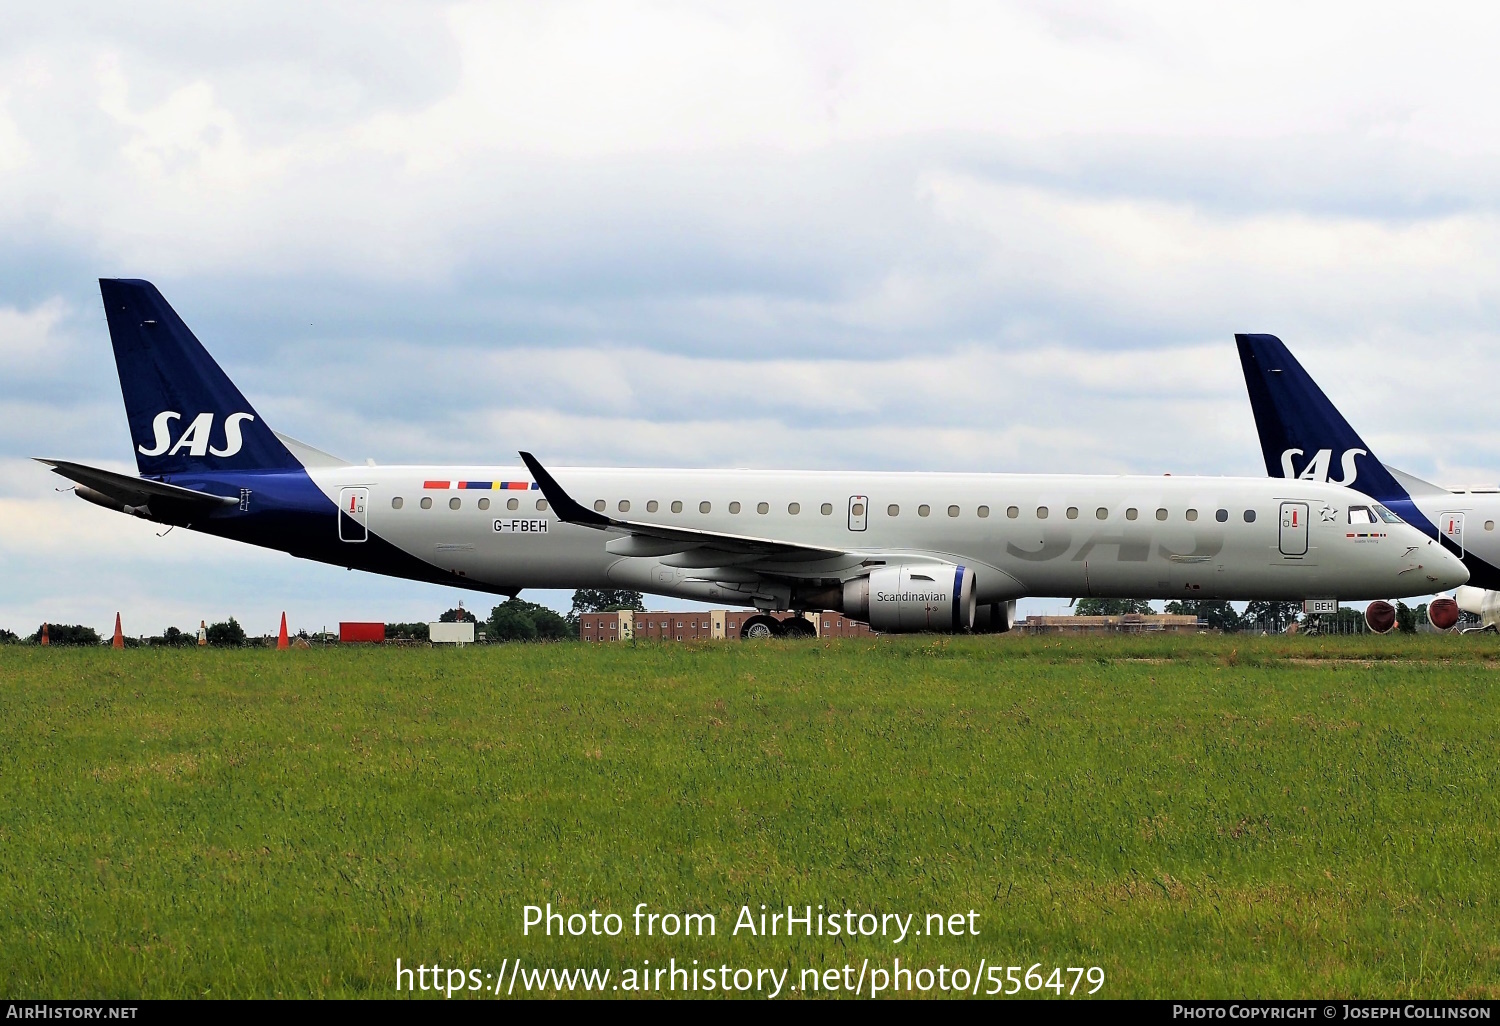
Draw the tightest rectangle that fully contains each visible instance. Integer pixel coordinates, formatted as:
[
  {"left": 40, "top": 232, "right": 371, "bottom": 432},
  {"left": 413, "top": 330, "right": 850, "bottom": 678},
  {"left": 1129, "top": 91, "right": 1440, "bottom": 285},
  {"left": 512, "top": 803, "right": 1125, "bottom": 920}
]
[
  {"left": 1455, "top": 585, "right": 1500, "bottom": 629},
  {"left": 973, "top": 599, "right": 1017, "bottom": 634},
  {"left": 840, "top": 563, "right": 976, "bottom": 633},
  {"left": 1364, "top": 600, "right": 1396, "bottom": 634},
  {"left": 1427, "top": 597, "right": 1460, "bottom": 631}
]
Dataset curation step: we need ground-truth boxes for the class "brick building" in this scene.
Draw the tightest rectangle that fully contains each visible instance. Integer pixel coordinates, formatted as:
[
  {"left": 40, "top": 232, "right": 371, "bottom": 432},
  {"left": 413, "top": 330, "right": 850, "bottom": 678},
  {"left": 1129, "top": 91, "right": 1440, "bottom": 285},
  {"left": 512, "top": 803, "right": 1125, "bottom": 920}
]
[{"left": 579, "top": 609, "right": 876, "bottom": 641}]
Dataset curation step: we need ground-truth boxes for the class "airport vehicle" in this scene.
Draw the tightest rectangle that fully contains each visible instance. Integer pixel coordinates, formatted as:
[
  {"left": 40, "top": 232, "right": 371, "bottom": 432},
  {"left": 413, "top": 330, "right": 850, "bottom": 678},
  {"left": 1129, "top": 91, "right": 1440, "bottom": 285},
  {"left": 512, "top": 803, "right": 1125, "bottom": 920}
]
[
  {"left": 1236, "top": 332, "right": 1489, "bottom": 629},
  {"left": 36, "top": 281, "right": 1466, "bottom": 635}
]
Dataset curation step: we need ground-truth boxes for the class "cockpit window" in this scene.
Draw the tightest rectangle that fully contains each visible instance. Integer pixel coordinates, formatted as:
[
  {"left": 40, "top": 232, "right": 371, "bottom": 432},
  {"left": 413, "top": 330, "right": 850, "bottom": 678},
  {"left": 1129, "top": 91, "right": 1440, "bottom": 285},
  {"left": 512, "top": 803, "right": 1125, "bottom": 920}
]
[
  {"left": 1348, "top": 506, "right": 1375, "bottom": 525},
  {"left": 1373, "top": 504, "right": 1404, "bottom": 524}
]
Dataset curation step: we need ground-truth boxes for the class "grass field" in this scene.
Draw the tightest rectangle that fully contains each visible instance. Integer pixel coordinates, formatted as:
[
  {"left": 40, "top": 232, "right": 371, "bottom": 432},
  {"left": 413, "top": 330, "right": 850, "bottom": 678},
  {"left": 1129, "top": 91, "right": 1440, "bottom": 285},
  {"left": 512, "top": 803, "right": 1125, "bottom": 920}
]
[{"left": 2, "top": 634, "right": 1498, "bottom": 999}]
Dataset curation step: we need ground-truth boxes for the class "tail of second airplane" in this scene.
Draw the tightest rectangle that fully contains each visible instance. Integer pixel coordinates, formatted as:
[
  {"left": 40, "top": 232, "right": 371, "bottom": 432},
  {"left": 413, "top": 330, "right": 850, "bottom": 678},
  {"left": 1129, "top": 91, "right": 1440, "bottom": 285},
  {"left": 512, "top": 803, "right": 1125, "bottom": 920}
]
[
  {"left": 1234, "top": 333, "right": 1408, "bottom": 503},
  {"left": 100, "top": 278, "right": 301, "bottom": 477}
]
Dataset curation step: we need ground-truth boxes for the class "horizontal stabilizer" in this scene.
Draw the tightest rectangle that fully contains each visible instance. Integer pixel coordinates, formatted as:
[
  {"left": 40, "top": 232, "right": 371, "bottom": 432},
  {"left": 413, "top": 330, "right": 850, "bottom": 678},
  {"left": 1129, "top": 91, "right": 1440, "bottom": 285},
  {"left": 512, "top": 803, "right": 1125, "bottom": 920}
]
[{"left": 36, "top": 458, "right": 238, "bottom": 509}]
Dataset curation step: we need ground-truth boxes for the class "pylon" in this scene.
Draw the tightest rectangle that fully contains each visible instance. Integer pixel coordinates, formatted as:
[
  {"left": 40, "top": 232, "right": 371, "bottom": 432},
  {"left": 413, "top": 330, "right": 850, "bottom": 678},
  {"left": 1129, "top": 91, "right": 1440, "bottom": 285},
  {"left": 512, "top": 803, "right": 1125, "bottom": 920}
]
[
  {"left": 40, "top": 622, "right": 49, "bottom": 646},
  {"left": 198, "top": 620, "right": 208, "bottom": 646},
  {"left": 277, "top": 612, "right": 289, "bottom": 650},
  {"left": 113, "top": 613, "right": 124, "bottom": 649}
]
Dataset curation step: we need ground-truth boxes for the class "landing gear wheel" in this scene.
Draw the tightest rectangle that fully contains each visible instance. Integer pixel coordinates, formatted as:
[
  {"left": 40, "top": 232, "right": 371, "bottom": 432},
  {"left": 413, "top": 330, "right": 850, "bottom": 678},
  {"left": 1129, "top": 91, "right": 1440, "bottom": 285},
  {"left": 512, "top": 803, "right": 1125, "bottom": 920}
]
[
  {"left": 781, "top": 617, "right": 817, "bottom": 639},
  {"left": 740, "top": 614, "right": 781, "bottom": 640}
]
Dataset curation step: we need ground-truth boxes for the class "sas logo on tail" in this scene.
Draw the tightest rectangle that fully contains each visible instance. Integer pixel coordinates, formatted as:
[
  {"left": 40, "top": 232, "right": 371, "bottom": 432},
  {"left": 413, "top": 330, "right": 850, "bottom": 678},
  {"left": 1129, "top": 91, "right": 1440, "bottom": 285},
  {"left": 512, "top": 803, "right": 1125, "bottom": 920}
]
[
  {"left": 1279, "top": 447, "right": 1367, "bottom": 486},
  {"left": 138, "top": 411, "right": 255, "bottom": 458}
]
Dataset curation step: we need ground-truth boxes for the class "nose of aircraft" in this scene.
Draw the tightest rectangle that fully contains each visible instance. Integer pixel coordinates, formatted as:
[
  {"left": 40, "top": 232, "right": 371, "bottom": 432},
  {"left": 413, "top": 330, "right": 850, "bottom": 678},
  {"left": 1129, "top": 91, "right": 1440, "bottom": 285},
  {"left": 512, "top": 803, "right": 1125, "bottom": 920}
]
[{"left": 1410, "top": 531, "right": 1469, "bottom": 591}]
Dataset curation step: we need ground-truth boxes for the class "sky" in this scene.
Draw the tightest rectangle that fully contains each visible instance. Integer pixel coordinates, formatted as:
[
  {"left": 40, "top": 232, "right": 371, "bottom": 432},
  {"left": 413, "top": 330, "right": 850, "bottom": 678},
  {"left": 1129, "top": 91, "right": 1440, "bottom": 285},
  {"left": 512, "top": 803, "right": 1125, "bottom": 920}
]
[{"left": 3, "top": 0, "right": 1500, "bottom": 636}]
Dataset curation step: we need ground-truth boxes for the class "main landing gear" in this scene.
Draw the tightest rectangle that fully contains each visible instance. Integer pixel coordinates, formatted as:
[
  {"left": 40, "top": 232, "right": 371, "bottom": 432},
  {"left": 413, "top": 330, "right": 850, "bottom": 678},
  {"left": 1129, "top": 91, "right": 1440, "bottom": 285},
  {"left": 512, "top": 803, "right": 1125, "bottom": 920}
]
[
  {"left": 739, "top": 614, "right": 818, "bottom": 639},
  {"left": 740, "top": 614, "right": 780, "bottom": 639}
]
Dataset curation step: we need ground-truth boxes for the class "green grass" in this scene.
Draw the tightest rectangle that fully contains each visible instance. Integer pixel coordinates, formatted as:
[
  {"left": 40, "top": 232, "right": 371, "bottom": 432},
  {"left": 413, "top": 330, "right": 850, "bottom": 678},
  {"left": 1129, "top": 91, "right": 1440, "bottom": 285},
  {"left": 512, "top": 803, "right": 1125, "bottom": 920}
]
[{"left": 2, "top": 634, "right": 1498, "bottom": 998}]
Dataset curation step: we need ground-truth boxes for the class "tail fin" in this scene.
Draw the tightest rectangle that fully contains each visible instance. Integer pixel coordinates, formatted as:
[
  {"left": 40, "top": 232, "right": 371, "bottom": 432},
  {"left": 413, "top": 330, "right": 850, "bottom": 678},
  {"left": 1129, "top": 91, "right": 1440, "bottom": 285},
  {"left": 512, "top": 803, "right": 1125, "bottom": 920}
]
[
  {"left": 100, "top": 279, "right": 300, "bottom": 476},
  {"left": 1234, "top": 333, "right": 1405, "bottom": 503}
]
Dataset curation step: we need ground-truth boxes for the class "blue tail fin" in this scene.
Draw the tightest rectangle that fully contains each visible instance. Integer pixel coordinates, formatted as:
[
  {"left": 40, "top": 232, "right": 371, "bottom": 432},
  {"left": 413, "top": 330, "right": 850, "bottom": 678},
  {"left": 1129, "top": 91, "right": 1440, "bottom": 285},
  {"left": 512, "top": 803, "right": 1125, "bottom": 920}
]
[
  {"left": 100, "top": 279, "right": 300, "bottom": 476},
  {"left": 1234, "top": 333, "right": 1405, "bottom": 503}
]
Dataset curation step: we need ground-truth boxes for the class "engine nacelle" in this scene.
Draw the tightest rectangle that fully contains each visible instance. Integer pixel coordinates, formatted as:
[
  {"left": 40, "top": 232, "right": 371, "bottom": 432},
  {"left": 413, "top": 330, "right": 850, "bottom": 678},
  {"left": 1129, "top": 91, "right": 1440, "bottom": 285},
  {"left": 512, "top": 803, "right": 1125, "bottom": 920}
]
[
  {"left": 973, "top": 599, "right": 1016, "bottom": 634},
  {"left": 1364, "top": 600, "right": 1396, "bottom": 634},
  {"left": 1427, "top": 597, "right": 1460, "bottom": 631},
  {"left": 842, "top": 563, "right": 976, "bottom": 633},
  {"left": 1455, "top": 586, "right": 1500, "bottom": 628}
]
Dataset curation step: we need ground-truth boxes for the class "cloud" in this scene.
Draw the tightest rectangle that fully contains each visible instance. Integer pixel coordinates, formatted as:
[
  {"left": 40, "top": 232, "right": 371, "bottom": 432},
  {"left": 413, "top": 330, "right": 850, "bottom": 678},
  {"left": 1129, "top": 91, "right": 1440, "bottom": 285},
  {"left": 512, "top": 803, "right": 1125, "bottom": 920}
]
[{"left": 0, "top": 298, "right": 69, "bottom": 370}]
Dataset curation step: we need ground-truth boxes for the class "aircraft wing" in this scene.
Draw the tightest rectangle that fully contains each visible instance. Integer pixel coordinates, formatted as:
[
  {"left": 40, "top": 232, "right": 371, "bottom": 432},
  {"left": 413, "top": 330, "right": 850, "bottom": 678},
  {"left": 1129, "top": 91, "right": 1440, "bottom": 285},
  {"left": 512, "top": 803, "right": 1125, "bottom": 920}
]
[
  {"left": 519, "top": 451, "right": 847, "bottom": 564},
  {"left": 36, "top": 458, "right": 239, "bottom": 509}
]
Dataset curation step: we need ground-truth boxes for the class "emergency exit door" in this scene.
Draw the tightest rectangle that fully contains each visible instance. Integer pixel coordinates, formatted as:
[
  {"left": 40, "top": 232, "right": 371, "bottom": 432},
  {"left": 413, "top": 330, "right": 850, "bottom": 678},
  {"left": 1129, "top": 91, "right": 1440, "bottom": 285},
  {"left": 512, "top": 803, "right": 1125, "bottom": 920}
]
[
  {"left": 1440, "top": 512, "right": 1465, "bottom": 556},
  {"left": 848, "top": 495, "right": 868, "bottom": 531},
  {"left": 339, "top": 487, "right": 369, "bottom": 542},
  {"left": 1279, "top": 502, "right": 1308, "bottom": 556}
]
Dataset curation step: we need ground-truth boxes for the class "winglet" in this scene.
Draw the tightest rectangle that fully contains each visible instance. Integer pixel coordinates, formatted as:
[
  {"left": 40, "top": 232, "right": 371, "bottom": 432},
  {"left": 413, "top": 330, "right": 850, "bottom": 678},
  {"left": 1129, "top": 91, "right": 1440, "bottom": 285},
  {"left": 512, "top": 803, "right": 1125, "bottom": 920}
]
[{"left": 518, "top": 452, "right": 612, "bottom": 528}]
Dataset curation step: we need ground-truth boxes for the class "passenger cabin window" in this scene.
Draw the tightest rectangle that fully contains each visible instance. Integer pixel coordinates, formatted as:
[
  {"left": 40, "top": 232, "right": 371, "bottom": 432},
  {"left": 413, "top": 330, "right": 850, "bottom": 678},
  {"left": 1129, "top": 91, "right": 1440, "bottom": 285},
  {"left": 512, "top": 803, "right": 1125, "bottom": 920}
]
[
  {"left": 420, "top": 497, "right": 432, "bottom": 509},
  {"left": 1066, "top": 507, "right": 1079, "bottom": 520},
  {"left": 392, "top": 497, "right": 403, "bottom": 509},
  {"left": 918, "top": 505, "right": 930, "bottom": 517},
  {"left": 1215, "top": 508, "right": 1228, "bottom": 523},
  {"left": 671, "top": 501, "right": 683, "bottom": 513},
  {"left": 1186, "top": 509, "right": 1198, "bottom": 522},
  {"left": 507, "top": 498, "right": 518, "bottom": 510},
  {"left": 647, "top": 500, "right": 659, "bottom": 512},
  {"left": 1006, "top": 506, "right": 1019, "bottom": 518},
  {"left": 1244, "top": 510, "right": 1256, "bottom": 523},
  {"left": 1348, "top": 506, "right": 1375, "bottom": 525},
  {"left": 478, "top": 497, "right": 490, "bottom": 510},
  {"left": 788, "top": 502, "right": 800, "bottom": 514},
  {"left": 1096, "top": 507, "right": 1108, "bottom": 520},
  {"left": 852, "top": 502, "right": 865, "bottom": 516},
  {"left": 593, "top": 499, "right": 606, "bottom": 511},
  {"left": 618, "top": 500, "right": 630, "bottom": 512},
  {"left": 821, "top": 503, "right": 833, "bottom": 515},
  {"left": 449, "top": 497, "right": 461, "bottom": 510},
  {"left": 1125, "top": 508, "right": 1137, "bottom": 520},
  {"left": 757, "top": 502, "right": 769, "bottom": 514},
  {"left": 948, "top": 505, "right": 959, "bottom": 517},
  {"left": 700, "top": 501, "right": 711, "bottom": 513},
  {"left": 536, "top": 499, "right": 549, "bottom": 511},
  {"left": 1037, "top": 506, "right": 1049, "bottom": 519},
  {"left": 978, "top": 506, "right": 990, "bottom": 518},
  {"left": 888, "top": 504, "right": 900, "bottom": 516},
  {"left": 1156, "top": 508, "right": 1167, "bottom": 521},
  {"left": 729, "top": 501, "right": 741, "bottom": 514}
]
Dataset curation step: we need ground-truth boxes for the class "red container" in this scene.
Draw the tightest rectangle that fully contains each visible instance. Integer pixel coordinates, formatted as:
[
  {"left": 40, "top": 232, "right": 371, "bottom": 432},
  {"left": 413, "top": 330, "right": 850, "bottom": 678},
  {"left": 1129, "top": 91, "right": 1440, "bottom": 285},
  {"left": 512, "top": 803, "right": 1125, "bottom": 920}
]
[{"left": 339, "top": 622, "right": 386, "bottom": 643}]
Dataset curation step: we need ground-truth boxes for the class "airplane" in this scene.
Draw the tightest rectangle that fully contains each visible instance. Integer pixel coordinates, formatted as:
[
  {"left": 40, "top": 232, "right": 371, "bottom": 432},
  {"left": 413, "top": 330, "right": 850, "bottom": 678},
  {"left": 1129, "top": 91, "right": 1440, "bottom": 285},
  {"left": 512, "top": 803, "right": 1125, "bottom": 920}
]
[
  {"left": 1236, "top": 332, "right": 1495, "bottom": 630},
  {"left": 36, "top": 279, "right": 1465, "bottom": 638}
]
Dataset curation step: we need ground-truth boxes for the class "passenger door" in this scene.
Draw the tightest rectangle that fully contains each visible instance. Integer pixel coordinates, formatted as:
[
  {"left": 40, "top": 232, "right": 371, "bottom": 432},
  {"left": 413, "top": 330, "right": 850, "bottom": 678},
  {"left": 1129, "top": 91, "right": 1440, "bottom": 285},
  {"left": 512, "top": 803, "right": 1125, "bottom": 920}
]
[
  {"left": 339, "top": 487, "right": 369, "bottom": 542},
  {"left": 848, "top": 494, "right": 868, "bottom": 532},
  {"left": 1279, "top": 501, "right": 1308, "bottom": 556},
  {"left": 1440, "top": 512, "right": 1465, "bottom": 556}
]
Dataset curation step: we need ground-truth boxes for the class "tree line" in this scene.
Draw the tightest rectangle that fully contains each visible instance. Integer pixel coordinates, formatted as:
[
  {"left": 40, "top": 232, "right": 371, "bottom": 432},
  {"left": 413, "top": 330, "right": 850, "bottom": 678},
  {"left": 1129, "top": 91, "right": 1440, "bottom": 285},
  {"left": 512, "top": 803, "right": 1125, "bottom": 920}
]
[{"left": 1, "top": 590, "right": 648, "bottom": 647}]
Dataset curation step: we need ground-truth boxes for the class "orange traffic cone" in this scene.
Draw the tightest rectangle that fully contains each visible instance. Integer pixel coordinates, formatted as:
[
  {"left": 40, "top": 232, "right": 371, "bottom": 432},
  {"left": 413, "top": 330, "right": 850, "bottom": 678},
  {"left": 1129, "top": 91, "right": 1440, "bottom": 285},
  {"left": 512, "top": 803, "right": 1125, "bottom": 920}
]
[
  {"left": 113, "top": 613, "right": 124, "bottom": 649},
  {"left": 40, "top": 622, "right": 49, "bottom": 646},
  {"left": 277, "top": 612, "right": 289, "bottom": 650}
]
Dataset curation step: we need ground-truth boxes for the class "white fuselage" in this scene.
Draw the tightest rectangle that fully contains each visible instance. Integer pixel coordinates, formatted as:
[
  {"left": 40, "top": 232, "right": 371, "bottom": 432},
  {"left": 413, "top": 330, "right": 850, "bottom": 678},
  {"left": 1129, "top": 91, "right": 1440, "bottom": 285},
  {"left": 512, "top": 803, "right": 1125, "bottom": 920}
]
[
  {"left": 310, "top": 465, "right": 1465, "bottom": 605},
  {"left": 1410, "top": 489, "right": 1500, "bottom": 574}
]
